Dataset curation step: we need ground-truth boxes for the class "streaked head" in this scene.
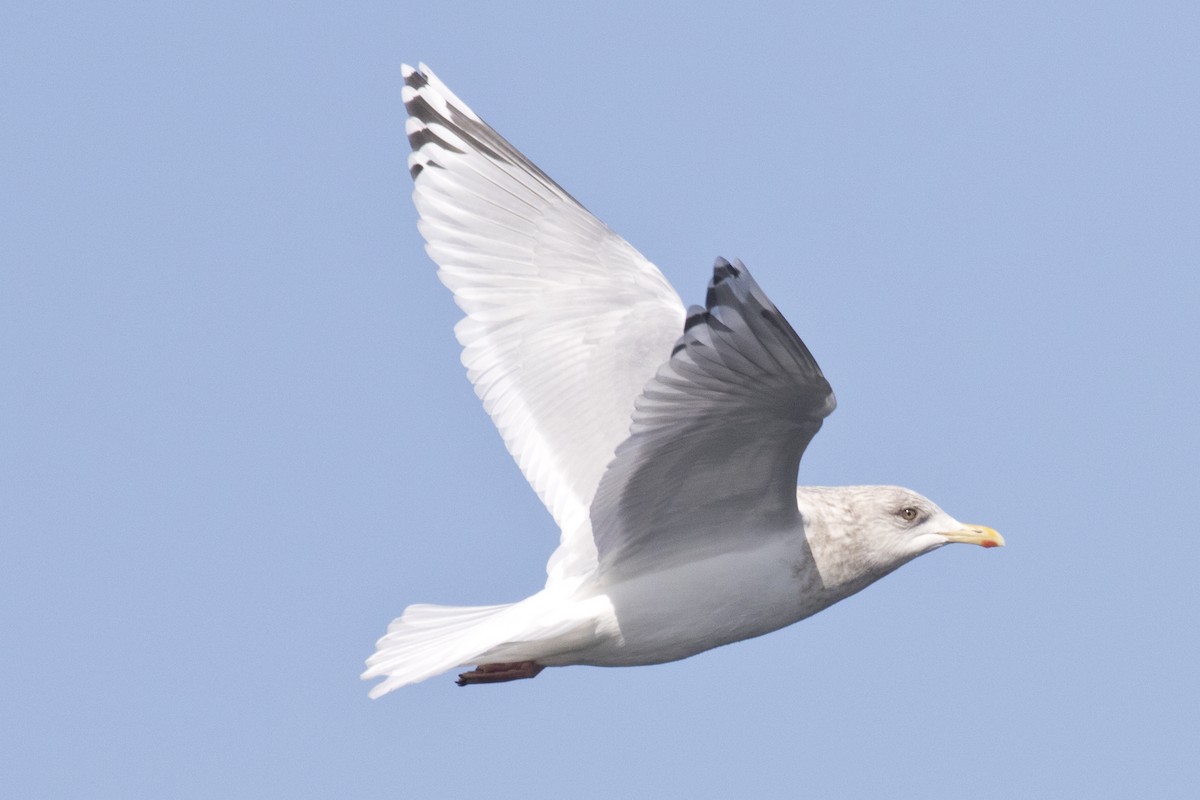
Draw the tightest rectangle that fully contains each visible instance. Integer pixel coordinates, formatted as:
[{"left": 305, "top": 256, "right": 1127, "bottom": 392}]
[{"left": 798, "top": 485, "right": 1004, "bottom": 589}]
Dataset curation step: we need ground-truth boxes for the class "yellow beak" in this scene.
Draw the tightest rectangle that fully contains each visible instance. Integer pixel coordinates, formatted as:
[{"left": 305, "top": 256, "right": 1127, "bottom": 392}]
[{"left": 941, "top": 524, "right": 1005, "bottom": 549}]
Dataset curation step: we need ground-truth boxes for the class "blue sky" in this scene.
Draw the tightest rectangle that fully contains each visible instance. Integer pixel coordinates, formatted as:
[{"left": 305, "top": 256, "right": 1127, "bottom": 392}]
[{"left": 3, "top": 2, "right": 1198, "bottom": 797}]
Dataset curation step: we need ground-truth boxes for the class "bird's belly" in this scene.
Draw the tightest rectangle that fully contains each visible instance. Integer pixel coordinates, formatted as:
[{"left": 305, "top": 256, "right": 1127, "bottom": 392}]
[{"left": 546, "top": 539, "right": 836, "bottom": 667}]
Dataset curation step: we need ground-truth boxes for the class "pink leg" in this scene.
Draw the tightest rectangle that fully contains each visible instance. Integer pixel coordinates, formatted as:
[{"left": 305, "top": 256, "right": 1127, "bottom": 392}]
[{"left": 456, "top": 661, "right": 545, "bottom": 686}]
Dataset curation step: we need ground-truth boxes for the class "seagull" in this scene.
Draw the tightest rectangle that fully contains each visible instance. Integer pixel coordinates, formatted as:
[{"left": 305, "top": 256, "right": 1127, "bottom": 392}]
[{"left": 362, "top": 64, "right": 1004, "bottom": 698}]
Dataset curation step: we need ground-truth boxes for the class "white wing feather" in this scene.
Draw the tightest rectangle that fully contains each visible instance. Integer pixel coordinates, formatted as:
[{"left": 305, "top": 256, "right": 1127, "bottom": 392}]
[{"left": 402, "top": 64, "right": 686, "bottom": 582}]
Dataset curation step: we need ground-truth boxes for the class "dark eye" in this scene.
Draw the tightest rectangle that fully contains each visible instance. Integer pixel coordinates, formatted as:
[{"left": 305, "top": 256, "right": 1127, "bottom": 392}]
[{"left": 898, "top": 506, "right": 920, "bottom": 522}]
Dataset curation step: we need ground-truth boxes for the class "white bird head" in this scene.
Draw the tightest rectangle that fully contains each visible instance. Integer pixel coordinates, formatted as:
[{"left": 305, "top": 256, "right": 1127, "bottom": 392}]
[{"left": 797, "top": 485, "right": 1004, "bottom": 594}]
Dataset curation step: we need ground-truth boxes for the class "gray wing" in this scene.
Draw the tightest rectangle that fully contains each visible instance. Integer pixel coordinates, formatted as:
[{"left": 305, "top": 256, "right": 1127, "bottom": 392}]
[{"left": 589, "top": 259, "right": 837, "bottom": 579}]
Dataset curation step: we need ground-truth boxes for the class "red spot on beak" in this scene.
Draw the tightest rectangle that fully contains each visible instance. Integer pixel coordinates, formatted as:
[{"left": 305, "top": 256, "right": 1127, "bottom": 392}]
[{"left": 981, "top": 539, "right": 999, "bottom": 548}]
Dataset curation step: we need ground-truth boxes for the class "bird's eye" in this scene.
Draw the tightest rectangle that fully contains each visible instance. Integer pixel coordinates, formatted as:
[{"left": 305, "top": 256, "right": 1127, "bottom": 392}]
[{"left": 898, "top": 506, "right": 920, "bottom": 522}]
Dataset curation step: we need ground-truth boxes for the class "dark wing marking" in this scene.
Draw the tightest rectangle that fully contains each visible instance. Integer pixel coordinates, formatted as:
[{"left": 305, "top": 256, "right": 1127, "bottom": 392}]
[{"left": 590, "top": 259, "right": 836, "bottom": 579}]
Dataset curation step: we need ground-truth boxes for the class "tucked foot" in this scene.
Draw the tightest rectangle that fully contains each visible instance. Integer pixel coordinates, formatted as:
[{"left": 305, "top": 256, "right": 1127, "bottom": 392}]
[{"left": 456, "top": 661, "right": 544, "bottom": 686}]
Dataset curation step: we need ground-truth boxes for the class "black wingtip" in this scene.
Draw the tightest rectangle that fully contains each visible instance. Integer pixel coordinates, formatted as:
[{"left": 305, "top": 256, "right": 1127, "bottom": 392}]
[
  {"left": 683, "top": 306, "right": 707, "bottom": 332},
  {"left": 707, "top": 258, "right": 745, "bottom": 306},
  {"left": 407, "top": 125, "right": 465, "bottom": 155},
  {"left": 404, "top": 68, "right": 428, "bottom": 91},
  {"left": 712, "top": 257, "right": 742, "bottom": 284}
]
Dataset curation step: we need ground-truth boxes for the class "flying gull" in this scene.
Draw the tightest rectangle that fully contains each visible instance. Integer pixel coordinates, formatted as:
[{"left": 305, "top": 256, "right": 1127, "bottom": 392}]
[{"left": 363, "top": 64, "right": 1004, "bottom": 698}]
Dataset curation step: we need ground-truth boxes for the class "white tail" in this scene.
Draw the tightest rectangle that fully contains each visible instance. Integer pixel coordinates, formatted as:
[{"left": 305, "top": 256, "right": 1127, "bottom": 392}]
[
  {"left": 362, "top": 602, "right": 519, "bottom": 698},
  {"left": 362, "top": 586, "right": 614, "bottom": 697}
]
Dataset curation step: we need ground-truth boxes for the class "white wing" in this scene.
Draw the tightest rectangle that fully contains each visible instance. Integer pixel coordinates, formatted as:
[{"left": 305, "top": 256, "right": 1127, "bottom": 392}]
[
  {"left": 590, "top": 259, "right": 837, "bottom": 579},
  {"left": 402, "top": 64, "right": 686, "bottom": 582}
]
